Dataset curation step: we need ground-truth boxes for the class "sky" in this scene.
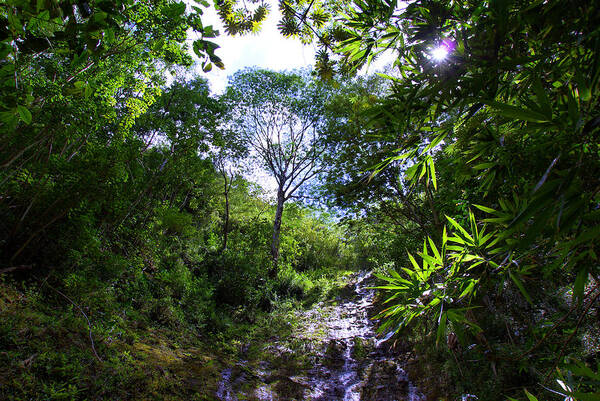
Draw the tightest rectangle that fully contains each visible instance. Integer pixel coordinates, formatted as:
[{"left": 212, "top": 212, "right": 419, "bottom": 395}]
[
  {"left": 184, "top": 0, "right": 321, "bottom": 195},
  {"left": 183, "top": 0, "right": 398, "bottom": 196},
  {"left": 189, "top": 0, "right": 318, "bottom": 94}
]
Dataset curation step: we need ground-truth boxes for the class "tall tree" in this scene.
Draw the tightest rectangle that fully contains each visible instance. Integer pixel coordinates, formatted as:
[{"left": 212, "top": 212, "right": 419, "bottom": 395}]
[{"left": 225, "top": 68, "right": 331, "bottom": 270}]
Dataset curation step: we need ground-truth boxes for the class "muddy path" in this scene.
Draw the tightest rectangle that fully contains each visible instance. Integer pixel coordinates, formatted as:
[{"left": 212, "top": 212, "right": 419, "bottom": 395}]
[{"left": 215, "top": 272, "right": 423, "bottom": 401}]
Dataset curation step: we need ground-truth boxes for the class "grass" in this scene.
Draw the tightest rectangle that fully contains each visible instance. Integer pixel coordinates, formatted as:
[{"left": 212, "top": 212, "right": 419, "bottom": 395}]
[{"left": 0, "top": 268, "right": 356, "bottom": 400}]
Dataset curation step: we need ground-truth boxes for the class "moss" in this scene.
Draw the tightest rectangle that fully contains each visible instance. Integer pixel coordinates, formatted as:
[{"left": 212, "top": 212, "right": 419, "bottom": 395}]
[
  {"left": 351, "top": 337, "right": 374, "bottom": 361},
  {"left": 0, "top": 267, "right": 356, "bottom": 400},
  {"left": 272, "top": 377, "right": 307, "bottom": 400}
]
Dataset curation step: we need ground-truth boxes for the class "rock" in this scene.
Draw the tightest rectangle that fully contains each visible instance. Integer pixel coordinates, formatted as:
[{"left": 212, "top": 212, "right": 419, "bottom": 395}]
[
  {"left": 361, "top": 360, "right": 410, "bottom": 401},
  {"left": 323, "top": 339, "right": 347, "bottom": 369}
]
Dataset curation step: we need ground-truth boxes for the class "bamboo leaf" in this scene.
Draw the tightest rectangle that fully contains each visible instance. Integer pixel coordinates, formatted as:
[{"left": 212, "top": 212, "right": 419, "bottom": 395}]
[
  {"left": 509, "top": 271, "right": 533, "bottom": 304},
  {"left": 436, "top": 312, "right": 447, "bottom": 347},
  {"left": 574, "top": 267, "right": 588, "bottom": 304},
  {"left": 532, "top": 78, "right": 552, "bottom": 118},
  {"left": 485, "top": 101, "right": 550, "bottom": 123},
  {"left": 446, "top": 216, "right": 474, "bottom": 242},
  {"left": 459, "top": 280, "right": 478, "bottom": 299},
  {"left": 473, "top": 204, "right": 497, "bottom": 214},
  {"left": 428, "top": 157, "right": 437, "bottom": 190},
  {"left": 428, "top": 237, "right": 441, "bottom": 260},
  {"left": 407, "top": 252, "right": 420, "bottom": 271},
  {"left": 524, "top": 389, "right": 539, "bottom": 401}
]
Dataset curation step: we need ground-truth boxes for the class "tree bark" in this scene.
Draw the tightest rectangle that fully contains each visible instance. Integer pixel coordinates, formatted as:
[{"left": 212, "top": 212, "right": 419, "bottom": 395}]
[
  {"left": 222, "top": 182, "right": 230, "bottom": 252},
  {"left": 270, "top": 189, "right": 285, "bottom": 276},
  {"left": 219, "top": 167, "right": 233, "bottom": 253}
]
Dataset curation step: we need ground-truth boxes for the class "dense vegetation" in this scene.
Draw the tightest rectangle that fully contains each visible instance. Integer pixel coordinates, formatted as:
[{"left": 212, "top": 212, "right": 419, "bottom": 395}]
[{"left": 1, "top": 0, "right": 599, "bottom": 400}]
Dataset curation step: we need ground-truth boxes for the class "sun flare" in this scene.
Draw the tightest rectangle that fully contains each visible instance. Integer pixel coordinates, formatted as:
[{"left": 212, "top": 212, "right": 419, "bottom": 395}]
[{"left": 430, "top": 45, "right": 449, "bottom": 62}]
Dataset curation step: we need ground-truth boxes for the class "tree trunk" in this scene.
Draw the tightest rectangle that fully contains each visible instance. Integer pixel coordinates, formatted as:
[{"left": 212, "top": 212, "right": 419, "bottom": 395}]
[
  {"left": 219, "top": 169, "right": 232, "bottom": 253},
  {"left": 270, "top": 189, "right": 285, "bottom": 277},
  {"left": 222, "top": 186, "right": 230, "bottom": 252}
]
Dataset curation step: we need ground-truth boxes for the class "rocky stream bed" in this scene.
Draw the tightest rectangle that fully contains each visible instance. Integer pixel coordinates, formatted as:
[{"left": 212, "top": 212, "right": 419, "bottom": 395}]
[{"left": 214, "top": 272, "right": 424, "bottom": 401}]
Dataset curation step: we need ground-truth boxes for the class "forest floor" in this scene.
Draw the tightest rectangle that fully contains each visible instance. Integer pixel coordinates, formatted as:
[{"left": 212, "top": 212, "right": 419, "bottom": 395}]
[{"left": 1, "top": 271, "right": 428, "bottom": 400}]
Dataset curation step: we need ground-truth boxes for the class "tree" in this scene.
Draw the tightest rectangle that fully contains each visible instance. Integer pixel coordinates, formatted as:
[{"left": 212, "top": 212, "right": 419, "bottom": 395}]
[
  {"left": 0, "top": 0, "right": 226, "bottom": 269},
  {"left": 129, "top": 77, "right": 225, "bottom": 217},
  {"left": 225, "top": 68, "right": 331, "bottom": 270},
  {"left": 320, "top": 75, "right": 439, "bottom": 234},
  {"left": 211, "top": 126, "right": 248, "bottom": 253}
]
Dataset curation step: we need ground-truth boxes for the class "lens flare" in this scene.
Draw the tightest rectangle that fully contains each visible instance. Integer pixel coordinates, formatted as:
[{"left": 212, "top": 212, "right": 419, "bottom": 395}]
[
  {"left": 431, "top": 46, "right": 449, "bottom": 61},
  {"left": 430, "top": 40, "right": 455, "bottom": 62}
]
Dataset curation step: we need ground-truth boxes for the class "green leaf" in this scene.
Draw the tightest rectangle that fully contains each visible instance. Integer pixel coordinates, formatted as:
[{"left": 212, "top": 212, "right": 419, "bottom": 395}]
[
  {"left": 524, "top": 389, "right": 538, "bottom": 401},
  {"left": 446, "top": 215, "right": 474, "bottom": 242},
  {"left": 419, "top": 163, "right": 426, "bottom": 179},
  {"left": 164, "top": 2, "right": 186, "bottom": 18},
  {"left": 420, "top": 253, "right": 439, "bottom": 269},
  {"left": 405, "top": 164, "right": 418, "bottom": 180},
  {"left": 428, "top": 237, "right": 441, "bottom": 260},
  {"left": 436, "top": 311, "right": 447, "bottom": 347},
  {"left": 568, "top": 360, "right": 600, "bottom": 380},
  {"left": 574, "top": 71, "right": 592, "bottom": 102},
  {"left": 532, "top": 78, "right": 552, "bottom": 118},
  {"left": 573, "top": 268, "right": 588, "bottom": 304},
  {"left": 427, "top": 157, "right": 437, "bottom": 190},
  {"left": 485, "top": 100, "right": 550, "bottom": 123},
  {"left": 7, "top": 12, "right": 23, "bottom": 32},
  {"left": 459, "top": 280, "right": 478, "bottom": 299},
  {"left": 461, "top": 254, "right": 482, "bottom": 262},
  {"left": 473, "top": 162, "right": 497, "bottom": 170},
  {"left": 375, "top": 285, "right": 410, "bottom": 290},
  {"left": 509, "top": 271, "right": 533, "bottom": 305},
  {"left": 563, "top": 226, "right": 600, "bottom": 249},
  {"left": 474, "top": 204, "right": 496, "bottom": 214},
  {"left": 442, "top": 226, "right": 448, "bottom": 247},
  {"left": 17, "top": 105, "right": 32, "bottom": 124},
  {"left": 84, "top": 84, "right": 93, "bottom": 98},
  {"left": 572, "top": 392, "right": 600, "bottom": 401},
  {"left": 407, "top": 252, "right": 420, "bottom": 271}
]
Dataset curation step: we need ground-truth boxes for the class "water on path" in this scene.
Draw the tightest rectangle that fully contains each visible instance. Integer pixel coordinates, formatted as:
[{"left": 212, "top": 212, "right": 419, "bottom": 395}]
[{"left": 216, "top": 272, "right": 423, "bottom": 401}]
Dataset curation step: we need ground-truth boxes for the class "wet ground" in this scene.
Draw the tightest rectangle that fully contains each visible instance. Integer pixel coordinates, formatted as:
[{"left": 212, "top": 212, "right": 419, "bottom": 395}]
[{"left": 215, "top": 272, "right": 423, "bottom": 401}]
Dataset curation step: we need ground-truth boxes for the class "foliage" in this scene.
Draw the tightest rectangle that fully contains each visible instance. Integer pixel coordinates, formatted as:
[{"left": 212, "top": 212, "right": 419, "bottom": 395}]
[
  {"left": 301, "top": 0, "right": 600, "bottom": 398},
  {"left": 0, "top": 0, "right": 227, "bottom": 271},
  {"left": 215, "top": 0, "right": 270, "bottom": 35},
  {"left": 0, "top": 0, "right": 224, "bottom": 123},
  {"left": 0, "top": 7, "right": 357, "bottom": 394},
  {"left": 224, "top": 68, "right": 335, "bottom": 265},
  {"left": 3, "top": 0, "right": 598, "bottom": 398}
]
